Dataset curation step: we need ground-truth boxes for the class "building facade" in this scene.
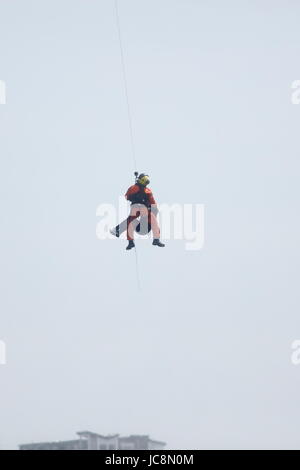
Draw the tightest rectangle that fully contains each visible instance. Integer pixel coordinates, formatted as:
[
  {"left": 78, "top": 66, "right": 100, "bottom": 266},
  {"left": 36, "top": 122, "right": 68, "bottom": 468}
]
[{"left": 19, "top": 431, "right": 166, "bottom": 451}]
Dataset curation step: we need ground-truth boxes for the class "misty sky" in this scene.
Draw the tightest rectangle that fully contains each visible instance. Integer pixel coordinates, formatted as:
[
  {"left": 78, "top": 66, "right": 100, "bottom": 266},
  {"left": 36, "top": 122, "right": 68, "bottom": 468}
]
[{"left": 1, "top": 0, "right": 300, "bottom": 450}]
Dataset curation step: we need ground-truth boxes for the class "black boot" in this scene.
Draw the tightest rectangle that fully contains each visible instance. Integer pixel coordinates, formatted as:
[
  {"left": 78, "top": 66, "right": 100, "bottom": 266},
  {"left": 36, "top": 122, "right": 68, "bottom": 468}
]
[
  {"left": 152, "top": 239, "right": 165, "bottom": 247},
  {"left": 110, "top": 226, "right": 120, "bottom": 238},
  {"left": 126, "top": 240, "right": 135, "bottom": 250}
]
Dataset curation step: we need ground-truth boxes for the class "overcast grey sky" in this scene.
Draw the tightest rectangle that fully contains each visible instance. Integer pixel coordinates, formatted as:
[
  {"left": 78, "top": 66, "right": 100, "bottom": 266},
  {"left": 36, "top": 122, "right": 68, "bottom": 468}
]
[{"left": 1, "top": 0, "right": 300, "bottom": 450}]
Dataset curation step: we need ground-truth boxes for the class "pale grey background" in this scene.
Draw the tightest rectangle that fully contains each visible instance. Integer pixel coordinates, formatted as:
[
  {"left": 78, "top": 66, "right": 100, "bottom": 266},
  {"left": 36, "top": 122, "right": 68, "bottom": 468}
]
[{"left": 0, "top": 0, "right": 300, "bottom": 450}]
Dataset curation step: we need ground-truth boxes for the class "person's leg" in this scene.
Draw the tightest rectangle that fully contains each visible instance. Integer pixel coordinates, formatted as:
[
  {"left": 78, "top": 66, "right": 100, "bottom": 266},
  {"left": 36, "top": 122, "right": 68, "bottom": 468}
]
[
  {"left": 113, "top": 218, "right": 128, "bottom": 237},
  {"left": 149, "top": 212, "right": 160, "bottom": 239},
  {"left": 127, "top": 204, "right": 148, "bottom": 240},
  {"left": 127, "top": 214, "right": 139, "bottom": 241},
  {"left": 126, "top": 211, "right": 138, "bottom": 249},
  {"left": 127, "top": 213, "right": 141, "bottom": 241},
  {"left": 149, "top": 211, "right": 165, "bottom": 247}
]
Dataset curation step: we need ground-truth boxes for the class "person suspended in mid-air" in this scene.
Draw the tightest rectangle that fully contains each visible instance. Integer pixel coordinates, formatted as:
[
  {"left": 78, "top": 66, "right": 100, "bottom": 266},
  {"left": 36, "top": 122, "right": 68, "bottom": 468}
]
[{"left": 110, "top": 173, "right": 165, "bottom": 250}]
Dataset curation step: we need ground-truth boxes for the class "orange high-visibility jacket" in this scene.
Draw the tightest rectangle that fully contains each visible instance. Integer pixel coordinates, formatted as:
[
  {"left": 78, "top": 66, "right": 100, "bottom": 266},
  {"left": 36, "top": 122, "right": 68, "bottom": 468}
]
[{"left": 125, "top": 184, "right": 156, "bottom": 207}]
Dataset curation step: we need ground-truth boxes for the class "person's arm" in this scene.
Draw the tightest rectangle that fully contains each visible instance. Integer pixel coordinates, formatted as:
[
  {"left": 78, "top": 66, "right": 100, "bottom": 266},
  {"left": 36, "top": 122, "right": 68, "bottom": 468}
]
[
  {"left": 147, "top": 189, "right": 158, "bottom": 214},
  {"left": 125, "top": 185, "right": 139, "bottom": 201}
]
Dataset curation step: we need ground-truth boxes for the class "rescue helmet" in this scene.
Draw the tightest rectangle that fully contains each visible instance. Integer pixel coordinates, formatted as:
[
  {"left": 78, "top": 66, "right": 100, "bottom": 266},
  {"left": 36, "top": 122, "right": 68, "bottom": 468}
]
[{"left": 137, "top": 173, "right": 150, "bottom": 186}]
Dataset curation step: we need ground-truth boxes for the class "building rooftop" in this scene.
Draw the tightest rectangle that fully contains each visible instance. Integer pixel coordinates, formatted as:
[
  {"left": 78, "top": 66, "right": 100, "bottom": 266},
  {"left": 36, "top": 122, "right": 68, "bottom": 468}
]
[
  {"left": 19, "top": 431, "right": 166, "bottom": 450},
  {"left": 77, "top": 431, "right": 119, "bottom": 439}
]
